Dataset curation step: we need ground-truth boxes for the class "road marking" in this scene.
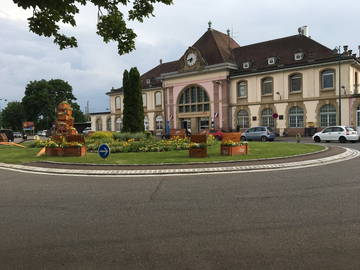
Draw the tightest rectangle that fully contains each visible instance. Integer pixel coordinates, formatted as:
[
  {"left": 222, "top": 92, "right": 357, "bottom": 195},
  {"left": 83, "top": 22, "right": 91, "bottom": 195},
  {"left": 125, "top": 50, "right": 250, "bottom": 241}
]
[{"left": 0, "top": 147, "right": 359, "bottom": 178}]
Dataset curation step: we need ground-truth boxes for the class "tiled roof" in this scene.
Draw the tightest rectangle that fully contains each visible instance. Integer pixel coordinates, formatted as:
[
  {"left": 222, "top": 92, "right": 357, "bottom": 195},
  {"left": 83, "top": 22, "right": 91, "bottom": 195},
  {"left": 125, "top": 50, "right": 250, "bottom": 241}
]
[
  {"left": 192, "top": 29, "right": 240, "bottom": 65},
  {"left": 231, "top": 34, "right": 335, "bottom": 75}
]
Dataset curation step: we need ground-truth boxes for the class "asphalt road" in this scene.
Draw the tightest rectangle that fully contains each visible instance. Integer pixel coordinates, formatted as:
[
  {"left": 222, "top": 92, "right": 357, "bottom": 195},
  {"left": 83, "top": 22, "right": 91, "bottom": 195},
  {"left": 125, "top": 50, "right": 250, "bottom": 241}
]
[{"left": 1, "top": 142, "right": 360, "bottom": 269}]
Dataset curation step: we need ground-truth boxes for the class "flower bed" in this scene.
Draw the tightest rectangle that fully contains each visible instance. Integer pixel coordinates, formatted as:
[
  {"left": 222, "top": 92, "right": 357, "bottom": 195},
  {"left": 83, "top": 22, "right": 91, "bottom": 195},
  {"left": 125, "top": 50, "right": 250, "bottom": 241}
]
[{"left": 220, "top": 140, "right": 248, "bottom": 156}]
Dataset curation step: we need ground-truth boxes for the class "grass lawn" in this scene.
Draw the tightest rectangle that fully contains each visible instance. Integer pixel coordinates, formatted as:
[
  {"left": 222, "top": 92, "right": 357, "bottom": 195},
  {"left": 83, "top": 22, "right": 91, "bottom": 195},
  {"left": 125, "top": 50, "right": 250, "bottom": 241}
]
[{"left": 0, "top": 142, "right": 325, "bottom": 165}]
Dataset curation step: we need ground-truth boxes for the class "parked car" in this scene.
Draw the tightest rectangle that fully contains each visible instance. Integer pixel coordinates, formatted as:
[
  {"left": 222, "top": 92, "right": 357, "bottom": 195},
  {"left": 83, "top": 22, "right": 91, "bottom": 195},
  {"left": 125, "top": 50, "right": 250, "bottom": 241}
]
[
  {"left": 13, "top": 131, "right": 22, "bottom": 138},
  {"left": 82, "top": 127, "right": 92, "bottom": 135},
  {"left": 37, "top": 130, "right": 47, "bottom": 137},
  {"left": 241, "top": 126, "right": 276, "bottom": 142},
  {"left": 0, "top": 129, "right": 14, "bottom": 142},
  {"left": 312, "top": 126, "right": 359, "bottom": 143},
  {"left": 207, "top": 129, "right": 224, "bottom": 140}
]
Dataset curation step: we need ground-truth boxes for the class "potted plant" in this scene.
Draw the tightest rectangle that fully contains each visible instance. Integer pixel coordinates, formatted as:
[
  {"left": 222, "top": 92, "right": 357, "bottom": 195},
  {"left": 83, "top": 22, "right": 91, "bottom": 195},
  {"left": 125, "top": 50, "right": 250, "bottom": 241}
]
[
  {"left": 45, "top": 140, "right": 62, "bottom": 156},
  {"left": 61, "top": 141, "right": 86, "bottom": 156},
  {"left": 220, "top": 140, "right": 248, "bottom": 156},
  {"left": 189, "top": 142, "right": 207, "bottom": 158}
]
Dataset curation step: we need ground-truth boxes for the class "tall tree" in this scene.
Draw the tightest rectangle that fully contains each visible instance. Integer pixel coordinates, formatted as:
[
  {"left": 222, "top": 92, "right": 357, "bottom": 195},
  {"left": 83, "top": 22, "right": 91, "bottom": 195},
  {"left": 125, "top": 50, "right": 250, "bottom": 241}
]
[
  {"left": 122, "top": 69, "right": 131, "bottom": 132},
  {"left": 13, "top": 0, "right": 173, "bottom": 55},
  {"left": 122, "top": 68, "right": 144, "bottom": 133},
  {"left": 1, "top": 102, "right": 25, "bottom": 131},
  {"left": 130, "top": 67, "right": 144, "bottom": 132},
  {"left": 21, "top": 79, "right": 84, "bottom": 130}
]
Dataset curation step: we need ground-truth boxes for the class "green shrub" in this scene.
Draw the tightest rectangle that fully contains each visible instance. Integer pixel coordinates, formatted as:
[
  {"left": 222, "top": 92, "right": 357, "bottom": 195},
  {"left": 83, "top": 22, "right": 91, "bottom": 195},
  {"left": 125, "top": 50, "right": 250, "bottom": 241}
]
[
  {"left": 89, "top": 131, "right": 113, "bottom": 140},
  {"left": 112, "top": 132, "right": 148, "bottom": 141}
]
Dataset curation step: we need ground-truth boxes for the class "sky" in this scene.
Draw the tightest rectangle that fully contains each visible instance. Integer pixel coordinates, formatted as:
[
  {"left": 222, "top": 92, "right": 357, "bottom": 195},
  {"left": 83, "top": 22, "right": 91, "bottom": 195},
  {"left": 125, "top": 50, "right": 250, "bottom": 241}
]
[{"left": 1, "top": 0, "right": 360, "bottom": 113}]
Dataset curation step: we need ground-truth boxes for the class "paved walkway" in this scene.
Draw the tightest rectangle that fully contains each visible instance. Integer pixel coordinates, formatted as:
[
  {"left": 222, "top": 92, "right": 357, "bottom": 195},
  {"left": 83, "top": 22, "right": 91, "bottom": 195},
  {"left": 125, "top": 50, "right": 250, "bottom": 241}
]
[{"left": 0, "top": 146, "right": 359, "bottom": 177}]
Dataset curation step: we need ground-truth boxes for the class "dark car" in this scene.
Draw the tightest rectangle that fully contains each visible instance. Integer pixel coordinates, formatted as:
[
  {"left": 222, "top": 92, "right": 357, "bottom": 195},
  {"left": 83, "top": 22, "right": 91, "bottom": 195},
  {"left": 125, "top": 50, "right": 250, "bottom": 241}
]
[
  {"left": 207, "top": 129, "right": 224, "bottom": 140},
  {"left": 241, "top": 126, "right": 276, "bottom": 142},
  {"left": 0, "top": 129, "right": 14, "bottom": 142}
]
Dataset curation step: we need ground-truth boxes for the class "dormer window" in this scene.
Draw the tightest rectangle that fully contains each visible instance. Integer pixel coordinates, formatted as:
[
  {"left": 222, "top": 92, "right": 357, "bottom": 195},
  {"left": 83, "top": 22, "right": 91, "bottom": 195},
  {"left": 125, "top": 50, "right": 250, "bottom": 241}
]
[
  {"left": 294, "top": 52, "right": 304, "bottom": 61},
  {"left": 146, "top": 79, "right": 151, "bottom": 85},
  {"left": 267, "top": 57, "right": 276, "bottom": 65},
  {"left": 243, "top": 62, "right": 250, "bottom": 69}
]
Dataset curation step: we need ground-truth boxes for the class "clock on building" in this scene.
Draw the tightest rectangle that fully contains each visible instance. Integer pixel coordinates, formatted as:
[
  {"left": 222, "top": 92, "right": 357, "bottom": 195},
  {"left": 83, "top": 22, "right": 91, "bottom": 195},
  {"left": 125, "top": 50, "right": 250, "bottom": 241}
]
[{"left": 186, "top": 52, "right": 197, "bottom": 66}]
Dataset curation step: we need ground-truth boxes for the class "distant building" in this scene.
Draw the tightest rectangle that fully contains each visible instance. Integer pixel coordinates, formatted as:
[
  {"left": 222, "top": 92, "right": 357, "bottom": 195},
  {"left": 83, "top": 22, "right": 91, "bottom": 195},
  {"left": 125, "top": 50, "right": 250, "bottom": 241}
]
[{"left": 91, "top": 25, "right": 360, "bottom": 136}]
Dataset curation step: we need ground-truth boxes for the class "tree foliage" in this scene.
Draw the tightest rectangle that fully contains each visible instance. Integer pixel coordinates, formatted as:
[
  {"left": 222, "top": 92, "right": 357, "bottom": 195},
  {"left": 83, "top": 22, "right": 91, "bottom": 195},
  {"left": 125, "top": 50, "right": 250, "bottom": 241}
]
[
  {"left": 1, "top": 102, "right": 26, "bottom": 131},
  {"left": 13, "top": 0, "right": 173, "bottom": 55},
  {"left": 21, "top": 79, "right": 85, "bottom": 130},
  {"left": 122, "top": 67, "right": 144, "bottom": 133}
]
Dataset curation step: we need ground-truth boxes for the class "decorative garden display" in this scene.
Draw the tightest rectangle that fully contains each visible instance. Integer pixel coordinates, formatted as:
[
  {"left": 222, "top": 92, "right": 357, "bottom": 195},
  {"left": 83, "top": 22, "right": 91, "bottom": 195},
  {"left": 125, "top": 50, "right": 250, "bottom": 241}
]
[
  {"left": 220, "top": 132, "right": 249, "bottom": 156},
  {"left": 45, "top": 101, "right": 86, "bottom": 157},
  {"left": 189, "top": 134, "right": 207, "bottom": 158}
]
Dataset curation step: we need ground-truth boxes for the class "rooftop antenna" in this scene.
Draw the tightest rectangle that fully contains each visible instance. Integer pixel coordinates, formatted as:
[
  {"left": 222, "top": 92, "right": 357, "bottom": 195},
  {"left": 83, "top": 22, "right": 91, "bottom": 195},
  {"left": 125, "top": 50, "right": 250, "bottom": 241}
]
[{"left": 208, "top": 21, "right": 212, "bottom": 30}]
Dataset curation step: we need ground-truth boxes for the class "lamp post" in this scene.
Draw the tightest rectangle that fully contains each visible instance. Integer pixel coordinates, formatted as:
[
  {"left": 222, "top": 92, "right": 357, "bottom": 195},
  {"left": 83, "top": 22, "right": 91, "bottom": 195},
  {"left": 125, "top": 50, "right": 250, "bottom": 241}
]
[{"left": 335, "top": 46, "right": 342, "bottom": 125}]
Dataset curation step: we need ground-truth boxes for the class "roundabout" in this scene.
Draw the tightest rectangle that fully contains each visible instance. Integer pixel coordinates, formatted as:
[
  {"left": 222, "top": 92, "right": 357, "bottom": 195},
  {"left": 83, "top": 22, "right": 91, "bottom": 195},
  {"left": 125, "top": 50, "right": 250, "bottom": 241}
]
[{"left": 0, "top": 145, "right": 359, "bottom": 177}]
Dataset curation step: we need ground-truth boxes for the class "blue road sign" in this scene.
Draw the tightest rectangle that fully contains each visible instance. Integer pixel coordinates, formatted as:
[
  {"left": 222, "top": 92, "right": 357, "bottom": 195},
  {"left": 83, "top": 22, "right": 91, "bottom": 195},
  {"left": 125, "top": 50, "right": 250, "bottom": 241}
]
[{"left": 98, "top": 144, "right": 110, "bottom": 159}]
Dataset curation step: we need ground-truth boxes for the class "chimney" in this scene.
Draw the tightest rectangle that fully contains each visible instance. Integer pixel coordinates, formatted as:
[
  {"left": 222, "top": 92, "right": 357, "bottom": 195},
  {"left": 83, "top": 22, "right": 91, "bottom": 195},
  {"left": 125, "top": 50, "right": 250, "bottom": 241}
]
[
  {"left": 343, "top": 45, "right": 348, "bottom": 54},
  {"left": 298, "top": 26, "right": 309, "bottom": 37},
  {"left": 160, "top": 59, "right": 163, "bottom": 65}
]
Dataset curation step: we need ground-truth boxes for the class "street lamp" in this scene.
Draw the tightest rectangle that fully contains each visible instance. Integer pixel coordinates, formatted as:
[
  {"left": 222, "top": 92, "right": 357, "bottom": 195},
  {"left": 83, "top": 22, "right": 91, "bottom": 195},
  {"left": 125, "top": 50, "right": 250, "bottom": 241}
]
[{"left": 334, "top": 46, "right": 343, "bottom": 125}]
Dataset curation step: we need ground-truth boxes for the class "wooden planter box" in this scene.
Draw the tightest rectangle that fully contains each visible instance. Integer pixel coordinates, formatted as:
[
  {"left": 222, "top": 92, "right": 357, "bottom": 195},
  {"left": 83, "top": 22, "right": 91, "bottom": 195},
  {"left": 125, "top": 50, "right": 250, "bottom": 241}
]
[
  {"left": 189, "top": 148, "right": 207, "bottom": 158},
  {"left": 63, "top": 146, "right": 86, "bottom": 157},
  {"left": 45, "top": 146, "right": 86, "bottom": 157},
  {"left": 220, "top": 145, "right": 248, "bottom": 156},
  {"left": 45, "top": 147, "right": 63, "bottom": 156}
]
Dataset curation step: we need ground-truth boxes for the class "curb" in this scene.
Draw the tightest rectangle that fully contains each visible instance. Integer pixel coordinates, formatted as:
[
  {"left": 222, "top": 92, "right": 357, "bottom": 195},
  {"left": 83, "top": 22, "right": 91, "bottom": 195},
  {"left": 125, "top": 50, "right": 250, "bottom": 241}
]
[{"left": 0, "top": 147, "right": 359, "bottom": 177}]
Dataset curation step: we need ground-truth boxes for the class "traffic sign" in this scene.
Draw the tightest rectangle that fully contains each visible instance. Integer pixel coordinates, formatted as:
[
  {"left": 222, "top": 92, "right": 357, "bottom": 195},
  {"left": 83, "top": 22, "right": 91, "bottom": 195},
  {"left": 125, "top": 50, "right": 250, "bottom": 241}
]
[{"left": 98, "top": 144, "right": 110, "bottom": 159}]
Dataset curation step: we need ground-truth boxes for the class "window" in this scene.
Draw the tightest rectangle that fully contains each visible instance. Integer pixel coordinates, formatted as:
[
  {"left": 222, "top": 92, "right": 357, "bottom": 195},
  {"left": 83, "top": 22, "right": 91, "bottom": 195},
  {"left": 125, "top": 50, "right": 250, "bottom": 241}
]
[
  {"left": 96, "top": 118, "right": 102, "bottom": 131},
  {"left": 237, "top": 81, "right": 247, "bottom": 98},
  {"left": 142, "top": 93, "right": 147, "bottom": 107},
  {"left": 261, "top": 77, "right": 273, "bottom": 95},
  {"left": 115, "top": 117, "right": 122, "bottom": 132},
  {"left": 267, "top": 57, "right": 276, "bottom": 65},
  {"left": 144, "top": 116, "right": 149, "bottom": 131},
  {"left": 199, "top": 117, "right": 209, "bottom": 130},
  {"left": 155, "top": 115, "right": 163, "bottom": 130},
  {"left": 237, "top": 110, "right": 249, "bottom": 129},
  {"left": 261, "top": 108, "right": 275, "bottom": 128},
  {"left": 320, "top": 104, "right": 336, "bottom": 127},
  {"left": 106, "top": 118, "right": 111, "bottom": 131},
  {"left": 243, "top": 62, "right": 250, "bottom": 69},
  {"left": 289, "top": 73, "right": 302, "bottom": 92},
  {"left": 178, "top": 86, "right": 210, "bottom": 113},
  {"left": 155, "top": 92, "right": 162, "bottom": 106},
  {"left": 288, "top": 106, "right": 304, "bottom": 128},
  {"left": 146, "top": 79, "right": 151, "bottom": 85},
  {"left": 294, "top": 52, "right": 304, "bottom": 61},
  {"left": 115, "top": 96, "right": 121, "bottom": 110},
  {"left": 321, "top": 69, "right": 335, "bottom": 89}
]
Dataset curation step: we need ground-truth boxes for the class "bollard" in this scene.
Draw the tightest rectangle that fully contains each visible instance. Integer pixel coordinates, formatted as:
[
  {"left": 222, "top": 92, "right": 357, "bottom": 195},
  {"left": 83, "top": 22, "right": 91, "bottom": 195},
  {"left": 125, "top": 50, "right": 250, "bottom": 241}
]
[{"left": 296, "top": 133, "right": 301, "bottom": 143}]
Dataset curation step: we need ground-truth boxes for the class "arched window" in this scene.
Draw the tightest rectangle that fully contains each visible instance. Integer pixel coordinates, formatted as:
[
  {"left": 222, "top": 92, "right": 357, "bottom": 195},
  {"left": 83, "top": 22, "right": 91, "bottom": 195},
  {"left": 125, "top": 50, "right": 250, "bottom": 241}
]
[
  {"left": 115, "top": 96, "right": 121, "bottom": 110},
  {"left": 320, "top": 104, "right": 336, "bottom": 127},
  {"left": 144, "top": 116, "right": 149, "bottom": 131},
  {"left": 237, "top": 81, "right": 247, "bottom": 98},
  {"left": 288, "top": 106, "right": 304, "bottom": 128},
  {"left": 155, "top": 92, "right": 162, "bottom": 106},
  {"left": 261, "top": 108, "right": 275, "bottom": 127},
  {"left": 142, "top": 93, "right": 147, "bottom": 107},
  {"left": 115, "top": 117, "right": 122, "bottom": 132},
  {"left": 155, "top": 115, "right": 163, "bottom": 130},
  {"left": 261, "top": 77, "right": 273, "bottom": 95},
  {"left": 96, "top": 118, "right": 102, "bottom": 131},
  {"left": 321, "top": 69, "right": 335, "bottom": 89},
  {"left": 289, "top": 73, "right": 302, "bottom": 92},
  {"left": 178, "top": 86, "right": 210, "bottom": 113},
  {"left": 106, "top": 117, "right": 111, "bottom": 131},
  {"left": 237, "top": 110, "right": 249, "bottom": 129}
]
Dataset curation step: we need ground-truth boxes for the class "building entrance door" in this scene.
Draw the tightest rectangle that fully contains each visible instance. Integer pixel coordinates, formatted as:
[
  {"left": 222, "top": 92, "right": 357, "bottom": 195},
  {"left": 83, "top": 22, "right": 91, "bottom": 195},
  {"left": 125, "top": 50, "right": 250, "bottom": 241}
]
[{"left": 180, "top": 118, "right": 191, "bottom": 132}]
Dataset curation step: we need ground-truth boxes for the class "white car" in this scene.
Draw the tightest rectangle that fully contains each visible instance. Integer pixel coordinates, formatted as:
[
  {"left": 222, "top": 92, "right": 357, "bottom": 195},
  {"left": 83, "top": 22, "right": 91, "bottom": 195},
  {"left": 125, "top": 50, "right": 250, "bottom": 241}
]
[{"left": 312, "top": 126, "right": 359, "bottom": 143}]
